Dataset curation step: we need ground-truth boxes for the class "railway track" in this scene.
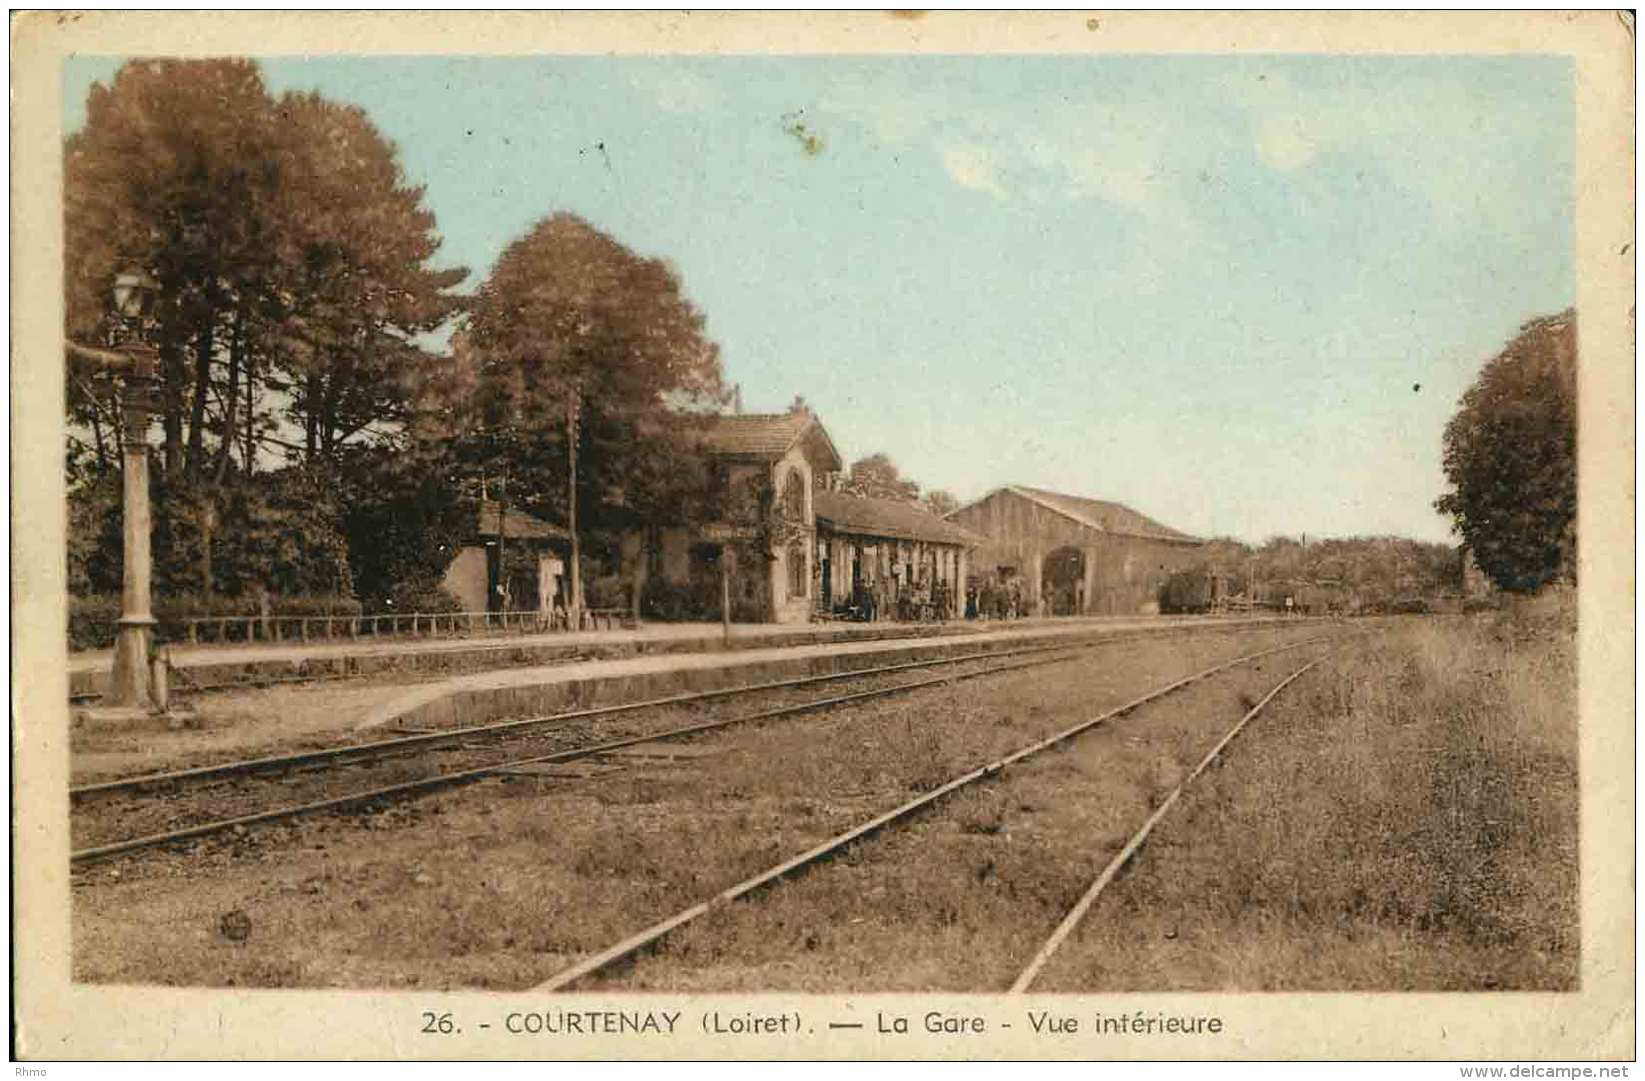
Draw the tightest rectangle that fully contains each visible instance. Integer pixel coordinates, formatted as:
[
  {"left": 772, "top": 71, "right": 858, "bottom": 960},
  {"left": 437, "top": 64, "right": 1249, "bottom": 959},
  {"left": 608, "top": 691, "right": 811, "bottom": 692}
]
[
  {"left": 1007, "top": 658, "right": 1316, "bottom": 992},
  {"left": 72, "top": 621, "right": 1305, "bottom": 865},
  {"left": 532, "top": 633, "right": 1333, "bottom": 992},
  {"left": 68, "top": 618, "right": 1240, "bottom": 703}
]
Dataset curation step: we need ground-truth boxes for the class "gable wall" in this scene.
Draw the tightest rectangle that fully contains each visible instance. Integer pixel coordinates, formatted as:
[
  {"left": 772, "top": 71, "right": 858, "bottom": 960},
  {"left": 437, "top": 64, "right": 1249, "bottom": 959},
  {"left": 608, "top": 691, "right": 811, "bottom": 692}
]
[{"left": 948, "top": 488, "right": 1201, "bottom": 614}]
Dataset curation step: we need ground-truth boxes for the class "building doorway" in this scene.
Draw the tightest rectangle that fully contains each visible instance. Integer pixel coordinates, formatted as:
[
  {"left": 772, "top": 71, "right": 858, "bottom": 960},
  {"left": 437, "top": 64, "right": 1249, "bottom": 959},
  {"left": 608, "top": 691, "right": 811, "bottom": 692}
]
[{"left": 1042, "top": 546, "right": 1087, "bottom": 616}]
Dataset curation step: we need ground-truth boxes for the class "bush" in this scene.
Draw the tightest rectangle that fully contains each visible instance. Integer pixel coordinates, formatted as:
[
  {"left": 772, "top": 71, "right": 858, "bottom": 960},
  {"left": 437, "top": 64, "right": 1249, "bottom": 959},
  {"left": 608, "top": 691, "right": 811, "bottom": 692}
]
[
  {"left": 368, "top": 586, "right": 462, "bottom": 616},
  {"left": 585, "top": 575, "right": 630, "bottom": 610},
  {"left": 68, "top": 595, "right": 122, "bottom": 650},
  {"left": 640, "top": 577, "right": 723, "bottom": 621},
  {"left": 1160, "top": 569, "right": 1212, "bottom": 614},
  {"left": 267, "top": 595, "right": 365, "bottom": 618}
]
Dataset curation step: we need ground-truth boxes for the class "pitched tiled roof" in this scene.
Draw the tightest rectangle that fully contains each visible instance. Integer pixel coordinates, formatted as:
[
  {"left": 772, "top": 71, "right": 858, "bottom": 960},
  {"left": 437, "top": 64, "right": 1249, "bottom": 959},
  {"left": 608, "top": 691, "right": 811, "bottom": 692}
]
[
  {"left": 476, "top": 500, "right": 565, "bottom": 540},
  {"left": 696, "top": 411, "right": 844, "bottom": 471},
  {"left": 1005, "top": 485, "right": 1200, "bottom": 544},
  {"left": 814, "top": 490, "right": 983, "bottom": 547},
  {"left": 700, "top": 412, "right": 816, "bottom": 457}
]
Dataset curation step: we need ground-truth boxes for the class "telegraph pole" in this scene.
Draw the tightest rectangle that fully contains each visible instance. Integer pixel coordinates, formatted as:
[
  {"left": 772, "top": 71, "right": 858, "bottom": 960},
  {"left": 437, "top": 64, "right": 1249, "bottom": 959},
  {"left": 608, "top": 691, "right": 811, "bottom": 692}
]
[
  {"left": 720, "top": 544, "right": 731, "bottom": 643},
  {"left": 566, "top": 384, "right": 584, "bottom": 629},
  {"left": 496, "top": 471, "right": 508, "bottom": 614}
]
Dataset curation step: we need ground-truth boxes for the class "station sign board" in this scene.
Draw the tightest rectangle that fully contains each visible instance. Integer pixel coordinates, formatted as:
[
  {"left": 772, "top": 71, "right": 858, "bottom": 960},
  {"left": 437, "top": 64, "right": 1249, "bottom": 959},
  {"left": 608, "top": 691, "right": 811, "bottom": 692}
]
[{"left": 701, "top": 522, "right": 758, "bottom": 543}]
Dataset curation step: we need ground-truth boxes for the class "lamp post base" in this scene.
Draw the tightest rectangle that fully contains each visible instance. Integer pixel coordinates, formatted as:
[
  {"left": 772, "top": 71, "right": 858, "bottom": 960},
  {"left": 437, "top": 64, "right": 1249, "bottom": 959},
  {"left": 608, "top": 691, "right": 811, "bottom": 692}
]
[
  {"left": 105, "top": 616, "right": 158, "bottom": 712},
  {"left": 73, "top": 703, "right": 199, "bottom": 731}
]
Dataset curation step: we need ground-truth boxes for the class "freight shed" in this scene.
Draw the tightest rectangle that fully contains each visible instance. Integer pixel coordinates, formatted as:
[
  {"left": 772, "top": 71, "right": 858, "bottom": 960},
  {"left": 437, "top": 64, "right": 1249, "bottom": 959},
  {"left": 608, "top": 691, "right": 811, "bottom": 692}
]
[{"left": 944, "top": 485, "right": 1203, "bottom": 615}]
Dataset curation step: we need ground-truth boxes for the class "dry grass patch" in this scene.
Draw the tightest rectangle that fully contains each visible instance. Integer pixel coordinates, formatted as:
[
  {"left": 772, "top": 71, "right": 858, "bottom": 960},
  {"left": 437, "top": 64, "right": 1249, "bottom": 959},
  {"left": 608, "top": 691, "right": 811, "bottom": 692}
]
[
  {"left": 588, "top": 665, "right": 1301, "bottom": 992},
  {"left": 1035, "top": 600, "right": 1577, "bottom": 991}
]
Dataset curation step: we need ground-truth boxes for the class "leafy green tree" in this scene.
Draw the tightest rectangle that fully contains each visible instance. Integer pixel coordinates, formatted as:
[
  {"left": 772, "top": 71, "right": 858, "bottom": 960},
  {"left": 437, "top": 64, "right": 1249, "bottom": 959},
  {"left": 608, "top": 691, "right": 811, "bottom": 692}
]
[
  {"left": 67, "top": 62, "right": 466, "bottom": 482},
  {"left": 1435, "top": 311, "right": 1577, "bottom": 592}
]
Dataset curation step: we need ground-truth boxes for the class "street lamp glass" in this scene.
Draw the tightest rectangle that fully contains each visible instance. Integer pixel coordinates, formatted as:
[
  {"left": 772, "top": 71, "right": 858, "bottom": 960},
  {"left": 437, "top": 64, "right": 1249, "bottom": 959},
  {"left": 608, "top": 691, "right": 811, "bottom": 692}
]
[{"left": 111, "top": 272, "right": 158, "bottom": 319}]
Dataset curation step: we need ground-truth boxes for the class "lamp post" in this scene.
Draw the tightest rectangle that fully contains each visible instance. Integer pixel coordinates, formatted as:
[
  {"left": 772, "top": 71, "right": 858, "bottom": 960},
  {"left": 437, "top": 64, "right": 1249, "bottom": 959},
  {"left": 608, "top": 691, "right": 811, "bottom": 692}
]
[{"left": 75, "top": 271, "right": 161, "bottom": 710}]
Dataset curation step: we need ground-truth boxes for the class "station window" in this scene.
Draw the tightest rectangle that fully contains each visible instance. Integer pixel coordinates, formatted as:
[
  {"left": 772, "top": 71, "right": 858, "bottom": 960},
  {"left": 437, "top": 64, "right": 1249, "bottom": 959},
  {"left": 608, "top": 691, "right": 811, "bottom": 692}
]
[
  {"left": 788, "top": 540, "right": 808, "bottom": 598},
  {"left": 782, "top": 468, "right": 807, "bottom": 522}
]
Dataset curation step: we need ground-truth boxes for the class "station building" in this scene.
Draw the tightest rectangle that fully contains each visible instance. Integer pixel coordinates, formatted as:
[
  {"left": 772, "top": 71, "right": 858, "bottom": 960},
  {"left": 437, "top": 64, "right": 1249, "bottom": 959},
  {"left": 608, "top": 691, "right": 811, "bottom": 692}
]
[
  {"left": 438, "top": 411, "right": 1200, "bottom": 626},
  {"left": 638, "top": 410, "right": 982, "bottom": 623},
  {"left": 440, "top": 499, "right": 568, "bottom": 614},
  {"left": 812, "top": 488, "right": 981, "bottom": 620},
  {"left": 944, "top": 485, "right": 1203, "bottom": 616},
  {"left": 632, "top": 410, "right": 842, "bottom": 624}
]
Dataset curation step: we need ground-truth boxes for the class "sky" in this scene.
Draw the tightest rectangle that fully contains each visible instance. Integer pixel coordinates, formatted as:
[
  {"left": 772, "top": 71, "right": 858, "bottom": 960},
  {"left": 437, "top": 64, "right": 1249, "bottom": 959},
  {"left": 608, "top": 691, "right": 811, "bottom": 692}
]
[{"left": 64, "top": 54, "right": 1574, "bottom": 544}]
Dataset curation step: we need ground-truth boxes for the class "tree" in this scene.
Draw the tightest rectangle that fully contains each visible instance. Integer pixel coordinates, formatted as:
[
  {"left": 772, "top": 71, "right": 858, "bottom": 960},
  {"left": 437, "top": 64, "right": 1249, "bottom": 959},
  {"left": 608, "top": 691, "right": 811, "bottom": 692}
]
[
  {"left": 65, "top": 58, "right": 281, "bottom": 479},
  {"left": 451, "top": 213, "right": 727, "bottom": 534},
  {"left": 68, "top": 63, "right": 467, "bottom": 484},
  {"left": 269, "top": 92, "right": 466, "bottom": 465},
  {"left": 1435, "top": 311, "right": 1577, "bottom": 592},
  {"left": 334, "top": 445, "right": 471, "bottom": 607},
  {"left": 840, "top": 452, "right": 920, "bottom": 502},
  {"left": 923, "top": 489, "right": 961, "bottom": 517},
  {"left": 65, "top": 60, "right": 467, "bottom": 606}
]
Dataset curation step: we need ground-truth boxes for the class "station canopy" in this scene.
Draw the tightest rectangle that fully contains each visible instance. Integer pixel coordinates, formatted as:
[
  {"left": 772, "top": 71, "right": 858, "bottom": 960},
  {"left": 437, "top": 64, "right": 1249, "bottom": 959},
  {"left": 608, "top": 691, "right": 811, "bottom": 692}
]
[{"left": 814, "top": 490, "right": 983, "bottom": 548}]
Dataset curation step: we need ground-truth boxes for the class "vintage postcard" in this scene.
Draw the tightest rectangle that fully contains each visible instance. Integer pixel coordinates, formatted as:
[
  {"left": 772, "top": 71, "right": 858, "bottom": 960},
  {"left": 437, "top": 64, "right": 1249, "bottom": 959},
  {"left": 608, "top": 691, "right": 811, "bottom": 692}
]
[{"left": 10, "top": 9, "right": 1635, "bottom": 1064}]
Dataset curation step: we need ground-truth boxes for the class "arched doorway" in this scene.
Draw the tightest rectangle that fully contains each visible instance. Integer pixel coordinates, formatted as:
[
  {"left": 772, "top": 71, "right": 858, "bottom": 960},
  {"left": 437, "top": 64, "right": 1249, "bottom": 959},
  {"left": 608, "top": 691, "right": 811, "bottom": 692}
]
[{"left": 1042, "top": 546, "right": 1086, "bottom": 615}]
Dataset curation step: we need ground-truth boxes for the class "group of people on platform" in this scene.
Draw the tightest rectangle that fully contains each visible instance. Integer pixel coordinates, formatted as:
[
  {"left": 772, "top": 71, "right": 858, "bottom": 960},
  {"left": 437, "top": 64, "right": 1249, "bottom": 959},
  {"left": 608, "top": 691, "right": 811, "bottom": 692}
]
[
  {"left": 835, "top": 572, "right": 1045, "bottom": 624},
  {"left": 847, "top": 574, "right": 955, "bottom": 623},
  {"left": 963, "top": 576, "right": 1031, "bottom": 621}
]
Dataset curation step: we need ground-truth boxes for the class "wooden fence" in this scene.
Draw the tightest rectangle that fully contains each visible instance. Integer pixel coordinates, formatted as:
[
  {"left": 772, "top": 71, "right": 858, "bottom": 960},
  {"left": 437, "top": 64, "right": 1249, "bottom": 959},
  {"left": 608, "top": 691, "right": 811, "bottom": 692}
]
[{"left": 157, "top": 607, "right": 636, "bottom": 647}]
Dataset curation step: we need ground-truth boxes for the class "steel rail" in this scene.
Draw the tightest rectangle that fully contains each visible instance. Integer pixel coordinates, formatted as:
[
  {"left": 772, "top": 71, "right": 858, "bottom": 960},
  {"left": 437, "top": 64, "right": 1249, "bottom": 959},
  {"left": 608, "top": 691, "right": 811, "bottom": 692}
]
[
  {"left": 532, "top": 634, "right": 1332, "bottom": 993},
  {"left": 1007, "top": 658, "right": 1318, "bottom": 993},
  {"left": 71, "top": 641, "right": 1076, "bottom": 798},
  {"left": 72, "top": 618, "right": 1293, "bottom": 800},
  {"left": 72, "top": 615, "right": 1293, "bottom": 703},
  {"left": 71, "top": 632, "right": 1230, "bottom": 865}
]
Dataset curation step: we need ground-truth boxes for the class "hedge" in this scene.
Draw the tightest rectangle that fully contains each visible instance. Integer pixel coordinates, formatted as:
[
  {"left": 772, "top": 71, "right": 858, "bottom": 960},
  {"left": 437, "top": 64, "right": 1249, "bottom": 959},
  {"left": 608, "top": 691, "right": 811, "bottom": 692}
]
[{"left": 365, "top": 586, "right": 463, "bottom": 616}]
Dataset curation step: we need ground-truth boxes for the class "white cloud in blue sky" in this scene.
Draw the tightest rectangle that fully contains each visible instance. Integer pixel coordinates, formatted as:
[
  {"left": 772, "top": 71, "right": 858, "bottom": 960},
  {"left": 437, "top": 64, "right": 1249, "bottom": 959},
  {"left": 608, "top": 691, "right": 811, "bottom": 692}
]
[{"left": 63, "top": 54, "right": 1573, "bottom": 543}]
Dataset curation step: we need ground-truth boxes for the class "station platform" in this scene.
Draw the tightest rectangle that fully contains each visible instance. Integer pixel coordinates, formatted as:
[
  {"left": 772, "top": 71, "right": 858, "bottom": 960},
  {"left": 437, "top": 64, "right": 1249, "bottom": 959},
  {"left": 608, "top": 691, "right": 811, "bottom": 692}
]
[
  {"left": 352, "top": 615, "right": 1296, "bottom": 733},
  {"left": 67, "top": 614, "right": 1263, "bottom": 700}
]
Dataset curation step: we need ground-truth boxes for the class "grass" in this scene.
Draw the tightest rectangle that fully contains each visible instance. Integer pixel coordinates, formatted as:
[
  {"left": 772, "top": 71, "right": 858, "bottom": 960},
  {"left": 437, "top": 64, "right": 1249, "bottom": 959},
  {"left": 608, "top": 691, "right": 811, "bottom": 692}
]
[
  {"left": 596, "top": 664, "right": 1288, "bottom": 991},
  {"left": 72, "top": 625, "right": 1318, "bottom": 988},
  {"left": 585, "top": 603, "right": 1576, "bottom": 993},
  {"left": 1034, "top": 595, "right": 1578, "bottom": 991}
]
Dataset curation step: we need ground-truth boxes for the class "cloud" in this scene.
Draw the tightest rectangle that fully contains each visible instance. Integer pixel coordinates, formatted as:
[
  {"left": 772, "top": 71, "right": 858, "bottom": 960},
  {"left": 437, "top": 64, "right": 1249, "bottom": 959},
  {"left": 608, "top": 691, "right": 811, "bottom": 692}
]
[
  {"left": 867, "top": 99, "right": 930, "bottom": 145},
  {"left": 1256, "top": 114, "right": 1319, "bottom": 170},
  {"left": 939, "top": 142, "right": 1009, "bottom": 200},
  {"left": 627, "top": 64, "right": 724, "bottom": 114},
  {"left": 1016, "top": 107, "right": 1200, "bottom": 234},
  {"left": 818, "top": 84, "right": 1195, "bottom": 226}
]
